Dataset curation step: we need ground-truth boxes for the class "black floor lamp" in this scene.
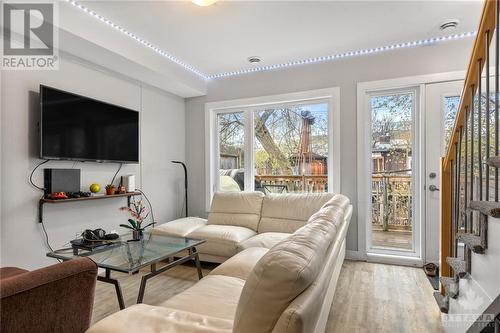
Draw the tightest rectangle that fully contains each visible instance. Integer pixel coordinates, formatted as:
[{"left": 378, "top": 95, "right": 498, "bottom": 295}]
[{"left": 172, "top": 161, "right": 188, "bottom": 217}]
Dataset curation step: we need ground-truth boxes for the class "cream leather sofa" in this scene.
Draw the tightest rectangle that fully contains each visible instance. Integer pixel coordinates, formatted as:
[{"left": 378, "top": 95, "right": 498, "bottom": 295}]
[
  {"left": 87, "top": 193, "right": 352, "bottom": 333},
  {"left": 152, "top": 191, "right": 335, "bottom": 263}
]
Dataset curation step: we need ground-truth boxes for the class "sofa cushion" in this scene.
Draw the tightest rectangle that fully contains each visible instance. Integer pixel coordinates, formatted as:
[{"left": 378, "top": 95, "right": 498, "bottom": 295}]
[
  {"left": 209, "top": 247, "right": 269, "bottom": 281},
  {"left": 322, "top": 193, "right": 351, "bottom": 212},
  {"left": 188, "top": 225, "right": 256, "bottom": 258},
  {"left": 273, "top": 200, "right": 351, "bottom": 333},
  {"left": 233, "top": 204, "right": 341, "bottom": 333},
  {"left": 257, "top": 193, "right": 333, "bottom": 233},
  {"left": 160, "top": 275, "right": 245, "bottom": 321},
  {"left": 152, "top": 217, "right": 207, "bottom": 237},
  {"left": 309, "top": 194, "right": 351, "bottom": 227},
  {"left": 208, "top": 192, "right": 264, "bottom": 231},
  {"left": 87, "top": 304, "right": 233, "bottom": 333},
  {"left": 237, "top": 232, "right": 290, "bottom": 251}
]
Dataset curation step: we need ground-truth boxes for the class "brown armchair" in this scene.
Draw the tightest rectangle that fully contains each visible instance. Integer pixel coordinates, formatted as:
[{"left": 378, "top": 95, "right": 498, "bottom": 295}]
[{"left": 1, "top": 258, "right": 98, "bottom": 333}]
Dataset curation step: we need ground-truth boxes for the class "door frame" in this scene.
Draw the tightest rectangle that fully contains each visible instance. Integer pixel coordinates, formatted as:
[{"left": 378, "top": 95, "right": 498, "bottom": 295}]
[
  {"left": 424, "top": 81, "right": 464, "bottom": 265},
  {"left": 356, "top": 70, "right": 465, "bottom": 266}
]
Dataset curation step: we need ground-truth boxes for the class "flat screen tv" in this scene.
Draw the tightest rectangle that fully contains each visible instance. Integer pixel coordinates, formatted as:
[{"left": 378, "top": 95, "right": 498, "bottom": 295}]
[{"left": 40, "top": 85, "right": 139, "bottom": 163}]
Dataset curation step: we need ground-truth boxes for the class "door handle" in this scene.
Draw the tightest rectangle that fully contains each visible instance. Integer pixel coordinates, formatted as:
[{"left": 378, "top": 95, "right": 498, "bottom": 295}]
[{"left": 429, "top": 185, "right": 440, "bottom": 192}]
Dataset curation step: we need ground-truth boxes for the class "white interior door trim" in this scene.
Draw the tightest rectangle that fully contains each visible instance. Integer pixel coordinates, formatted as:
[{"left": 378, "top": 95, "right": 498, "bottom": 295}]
[{"left": 356, "top": 70, "right": 465, "bottom": 264}]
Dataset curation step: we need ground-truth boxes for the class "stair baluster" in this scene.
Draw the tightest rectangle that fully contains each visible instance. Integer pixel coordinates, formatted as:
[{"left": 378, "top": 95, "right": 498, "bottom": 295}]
[
  {"left": 486, "top": 29, "right": 491, "bottom": 202},
  {"left": 437, "top": 0, "right": 497, "bottom": 314}
]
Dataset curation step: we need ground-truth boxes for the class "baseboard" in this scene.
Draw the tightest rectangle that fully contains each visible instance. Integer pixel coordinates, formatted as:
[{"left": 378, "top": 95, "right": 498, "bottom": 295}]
[
  {"left": 345, "top": 250, "right": 366, "bottom": 261},
  {"left": 366, "top": 252, "right": 423, "bottom": 267}
]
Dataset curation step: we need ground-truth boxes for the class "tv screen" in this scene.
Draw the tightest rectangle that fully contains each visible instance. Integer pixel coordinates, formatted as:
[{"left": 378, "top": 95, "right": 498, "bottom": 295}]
[{"left": 40, "top": 85, "right": 139, "bottom": 163}]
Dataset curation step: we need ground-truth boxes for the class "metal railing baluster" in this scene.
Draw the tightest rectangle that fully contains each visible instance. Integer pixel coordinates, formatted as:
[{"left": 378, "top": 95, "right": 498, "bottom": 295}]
[
  {"left": 465, "top": 107, "right": 469, "bottom": 230},
  {"left": 459, "top": 127, "right": 463, "bottom": 231},
  {"left": 496, "top": 0, "right": 499, "bottom": 202},
  {"left": 449, "top": 158, "right": 456, "bottom": 257},
  {"left": 470, "top": 86, "right": 475, "bottom": 231},
  {"left": 478, "top": 59, "right": 483, "bottom": 201},
  {"left": 454, "top": 142, "right": 459, "bottom": 256},
  {"left": 486, "top": 29, "right": 491, "bottom": 201}
]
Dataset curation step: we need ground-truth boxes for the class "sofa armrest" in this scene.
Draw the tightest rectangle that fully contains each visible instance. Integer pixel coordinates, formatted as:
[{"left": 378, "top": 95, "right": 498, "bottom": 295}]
[{"left": 1, "top": 258, "right": 98, "bottom": 333}]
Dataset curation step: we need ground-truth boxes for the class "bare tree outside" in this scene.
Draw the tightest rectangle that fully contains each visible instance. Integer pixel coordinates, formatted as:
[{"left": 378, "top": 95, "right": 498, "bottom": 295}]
[{"left": 217, "top": 103, "right": 329, "bottom": 193}]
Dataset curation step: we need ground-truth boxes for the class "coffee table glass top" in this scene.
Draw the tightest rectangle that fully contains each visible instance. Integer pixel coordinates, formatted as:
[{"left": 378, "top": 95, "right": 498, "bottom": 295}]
[{"left": 47, "top": 232, "right": 205, "bottom": 273}]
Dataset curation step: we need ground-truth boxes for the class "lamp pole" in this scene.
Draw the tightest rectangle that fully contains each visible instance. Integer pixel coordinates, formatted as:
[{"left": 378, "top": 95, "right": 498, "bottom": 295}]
[{"left": 172, "top": 161, "right": 188, "bottom": 217}]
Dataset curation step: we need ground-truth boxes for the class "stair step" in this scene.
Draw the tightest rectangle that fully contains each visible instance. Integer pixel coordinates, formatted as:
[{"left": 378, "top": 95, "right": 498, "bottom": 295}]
[
  {"left": 433, "top": 292, "right": 449, "bottom": 313},
  {"left": 440, "top": 276, "right": 459, "bottom": 298},
  {"left": 469, "top": 200, "right": 500, "bottom": 218},
  {"left": 457, "top": 233, "right": 486, "bottom": 254},
  {"left": 446, "top": 257, "right": 467, "bottom": 278},
  {"left": 486, "top": 156, "right": 500, "bottom": 168}
]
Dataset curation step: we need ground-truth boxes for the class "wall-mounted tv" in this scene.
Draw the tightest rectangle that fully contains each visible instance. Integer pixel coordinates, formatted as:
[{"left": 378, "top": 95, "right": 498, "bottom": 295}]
[{"left": 40, "top": 85, "right": 139, "bottom": 163}]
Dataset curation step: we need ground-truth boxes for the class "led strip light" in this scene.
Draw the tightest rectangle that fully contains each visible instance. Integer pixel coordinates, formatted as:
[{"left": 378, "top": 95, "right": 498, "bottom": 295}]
[
  {"left": 65, "top": 0, "right": 476, "bottom": 81},
  {"left": 209, "top": 31, "right": 477, "bottom": 79},
  {"left": 64, "top": 0, "right": 209, "bottom": 80}
]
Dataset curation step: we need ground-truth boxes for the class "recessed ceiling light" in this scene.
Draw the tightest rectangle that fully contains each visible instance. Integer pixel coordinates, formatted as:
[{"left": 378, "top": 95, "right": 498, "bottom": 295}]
[
  {"left": 440, "top": 19, "right": 460, "bottom": 31},
  {"left": 248, "top": 56, "right": 262, "bottom": 64},
  {"left": 210, "top": 31, "right": 476, "bottom": 79},
  {"left": 192, "top": 0, "right": 218, "bottom": 6}
]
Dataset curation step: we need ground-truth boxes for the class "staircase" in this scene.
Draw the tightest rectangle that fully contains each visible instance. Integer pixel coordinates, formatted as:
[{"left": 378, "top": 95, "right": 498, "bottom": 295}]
[{"left": 437, "top": 0, "right": 500, "bottom": 327}]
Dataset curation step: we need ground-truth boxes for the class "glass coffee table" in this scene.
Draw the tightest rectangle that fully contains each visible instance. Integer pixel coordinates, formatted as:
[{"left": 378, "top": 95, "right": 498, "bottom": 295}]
[{"left": 47, "top": 232, "right": 205, "bottom": 310}]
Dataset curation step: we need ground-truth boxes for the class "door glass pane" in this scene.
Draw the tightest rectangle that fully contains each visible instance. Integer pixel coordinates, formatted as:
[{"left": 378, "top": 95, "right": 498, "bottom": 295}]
[
  {"left": 217, "top": 112, "right": 245, "bottom": 192},
  {"left": 444, "top": 96, "right": 460, "bottom": 152},
  {"left": 253, "top": 103, "right": 329, "bottom": 194},
  {"left": 371, "top": 93, "right": 413, "bottom": 250}
]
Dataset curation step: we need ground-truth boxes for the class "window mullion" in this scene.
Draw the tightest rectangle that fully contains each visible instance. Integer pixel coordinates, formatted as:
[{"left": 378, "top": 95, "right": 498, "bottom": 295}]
[{"left": 244, "top": 108, "right": 254, "bottom": 191}]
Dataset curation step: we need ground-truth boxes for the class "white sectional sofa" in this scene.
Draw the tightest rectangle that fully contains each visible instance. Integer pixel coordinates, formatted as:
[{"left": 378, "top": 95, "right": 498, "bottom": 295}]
[
  {"left": 152, "top": 191, "right": 337, "bottom": 263},
  {"left": 87, "top": 192, "right": 352, "bottom": 333}
]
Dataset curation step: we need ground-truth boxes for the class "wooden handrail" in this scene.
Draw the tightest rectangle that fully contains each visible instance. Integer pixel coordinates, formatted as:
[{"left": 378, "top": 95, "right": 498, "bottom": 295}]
[
  {"left": 440, "top": 0, "right": 496, "bottom": 287},
  {"left": 444, "top": 0, "right": 495, "bottom": 170}
]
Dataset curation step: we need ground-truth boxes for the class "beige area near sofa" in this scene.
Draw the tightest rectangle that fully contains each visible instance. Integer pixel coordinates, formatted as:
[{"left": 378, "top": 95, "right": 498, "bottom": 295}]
[{"left": 87, "top": 192, "right": 352, "bottom": 333}]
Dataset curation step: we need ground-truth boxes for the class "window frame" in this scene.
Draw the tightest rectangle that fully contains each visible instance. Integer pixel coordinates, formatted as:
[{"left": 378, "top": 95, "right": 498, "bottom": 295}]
[{"left": 205, "top": 87, "right": 341, "bottom": 212}]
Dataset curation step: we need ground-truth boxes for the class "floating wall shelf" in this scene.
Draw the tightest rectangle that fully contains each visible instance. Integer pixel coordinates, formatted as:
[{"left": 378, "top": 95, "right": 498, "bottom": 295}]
[{"left": 38, "top": 192, "right": 141, "bottom": 223}]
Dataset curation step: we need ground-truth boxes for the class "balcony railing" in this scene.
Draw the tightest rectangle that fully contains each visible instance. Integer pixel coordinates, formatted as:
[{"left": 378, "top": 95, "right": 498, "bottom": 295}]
[
  {"left": 372, "top": 173, "right": 412, "bottom": 231},
  {"left": 256, "top": 173, "right": 412, "bottom": 231},
  {"left": 255, "top": 175, "right": 328, "bottom": 193}
]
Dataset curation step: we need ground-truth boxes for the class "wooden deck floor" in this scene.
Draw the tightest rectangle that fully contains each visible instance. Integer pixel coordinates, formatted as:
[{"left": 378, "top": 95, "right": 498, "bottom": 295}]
[
  {"left": 91, "top": 260, "right": 443, "bottom": 332},
  {"left": 372, "top": 229, "right": 412, "bottom": 250}
]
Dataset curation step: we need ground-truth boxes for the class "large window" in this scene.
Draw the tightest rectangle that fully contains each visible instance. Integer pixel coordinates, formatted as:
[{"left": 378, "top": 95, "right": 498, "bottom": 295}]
[{"left": 206, "top": 89, "right": 339, "bottom": 208}]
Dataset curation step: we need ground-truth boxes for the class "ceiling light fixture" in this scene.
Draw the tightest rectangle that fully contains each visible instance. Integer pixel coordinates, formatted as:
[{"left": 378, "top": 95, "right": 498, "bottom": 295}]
[
  {"left": 248, "top": 56, "right": 261, "bottom": 64},
  {"left": 440, "top": 19, "right": 460, "bottom": 31},
  {"left": 192, "top": 0, "right": 218, "bottom": 6},
  {"left": 64, "top": 0, "right": 209, "bottom": 80},
  {"left": 208, "top": 31, "right": 477, "bottom": 79}
]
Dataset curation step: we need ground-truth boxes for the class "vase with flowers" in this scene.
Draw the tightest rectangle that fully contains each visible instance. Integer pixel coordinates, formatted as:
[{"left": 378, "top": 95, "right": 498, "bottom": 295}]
[{"left": 119, "top": 199, "right": 153, "bottom": 241}]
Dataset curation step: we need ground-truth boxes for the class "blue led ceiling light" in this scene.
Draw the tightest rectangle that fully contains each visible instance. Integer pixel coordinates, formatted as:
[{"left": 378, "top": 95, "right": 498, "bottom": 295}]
[
  {"left": 208, "top": 31, "right": 477, "bottom": 79},
  {"left": 65, "top": 0, "right": 476, "bottom": 81},
  {"left": 64, "top": 0, "right": 209, "bottom": 80}
]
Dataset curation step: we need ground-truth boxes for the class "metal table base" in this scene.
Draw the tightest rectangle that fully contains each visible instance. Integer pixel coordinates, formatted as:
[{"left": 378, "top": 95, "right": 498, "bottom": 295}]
[{"left": 98, "top": 246, "right": 203, "bottom": 310}]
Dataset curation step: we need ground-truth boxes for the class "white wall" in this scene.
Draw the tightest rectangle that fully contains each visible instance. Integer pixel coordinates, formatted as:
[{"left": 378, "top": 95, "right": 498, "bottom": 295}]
[
  {"left": 185, "top": 39, "right": 473, "bottom": 253},
  {"left": 0, "top": 54, "right": 186, "bottom": 269}
]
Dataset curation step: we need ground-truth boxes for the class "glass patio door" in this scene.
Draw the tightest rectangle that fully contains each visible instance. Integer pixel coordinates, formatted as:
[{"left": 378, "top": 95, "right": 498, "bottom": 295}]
[{"left": 368, "top": 88, "right": 420, "bottom": 257}]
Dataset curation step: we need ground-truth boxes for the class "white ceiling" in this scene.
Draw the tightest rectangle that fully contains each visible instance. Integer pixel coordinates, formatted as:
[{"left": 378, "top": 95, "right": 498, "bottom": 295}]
[{"left": 80, "top": 0, "right": 482, "bottom": 77}]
